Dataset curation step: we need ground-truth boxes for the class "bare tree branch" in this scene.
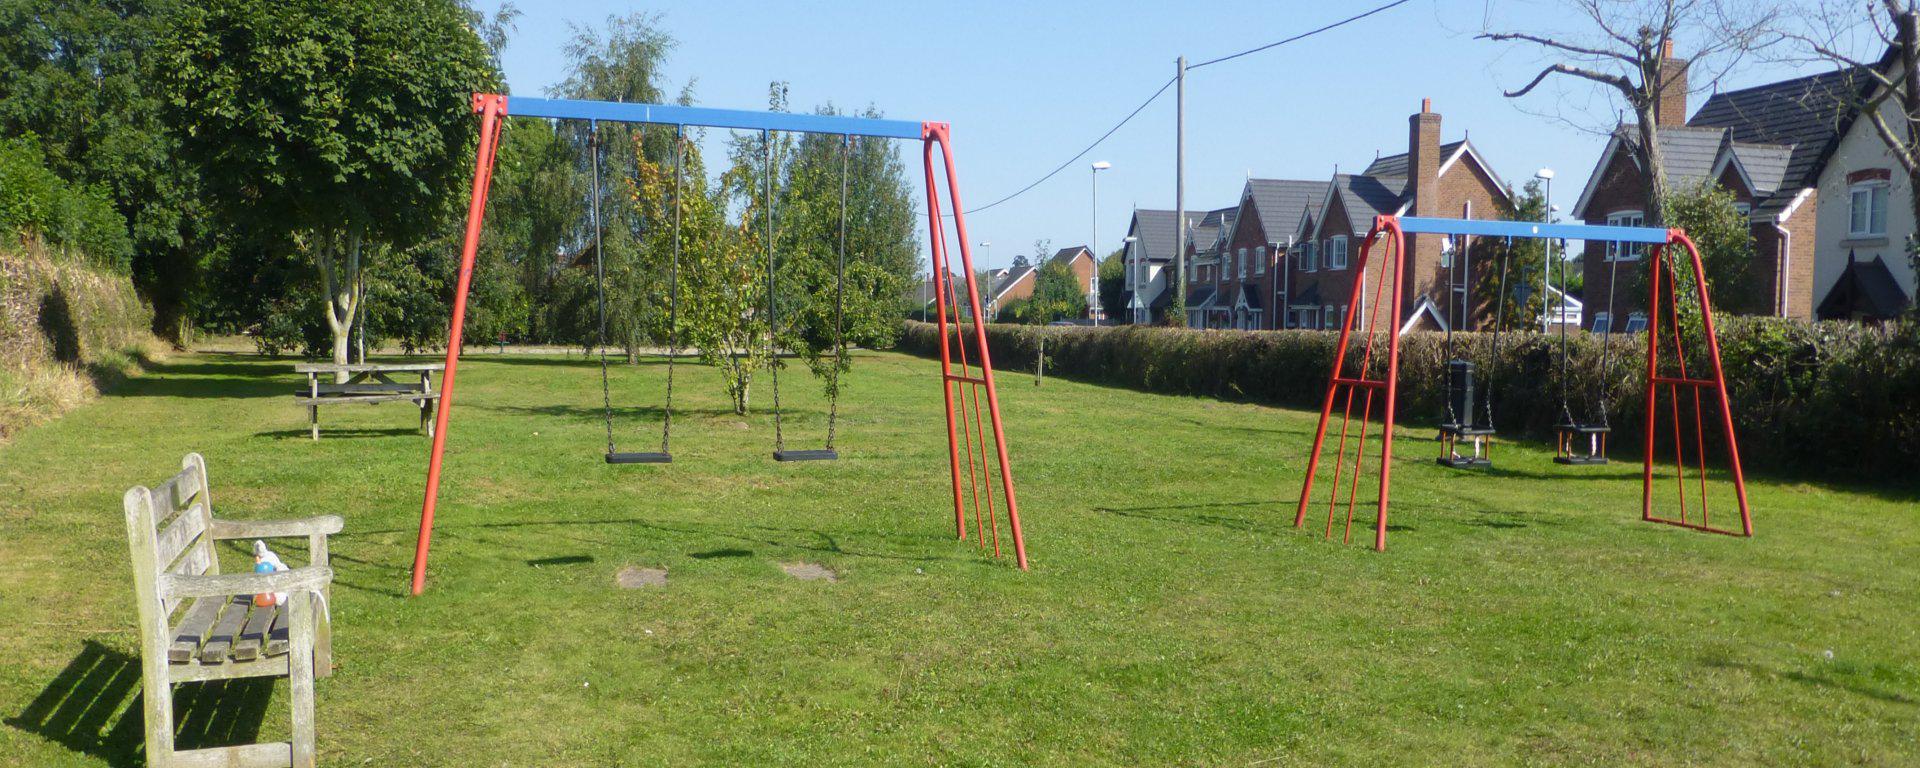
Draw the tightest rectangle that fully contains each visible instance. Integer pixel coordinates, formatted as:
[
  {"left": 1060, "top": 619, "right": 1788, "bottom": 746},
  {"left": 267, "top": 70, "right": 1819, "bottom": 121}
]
[
  {"left": 1503, "top": 62, "right": 1636, "bottom": 98},
  {"left": 1477, "top": 31, "right": 1637, "bottom": 64}
]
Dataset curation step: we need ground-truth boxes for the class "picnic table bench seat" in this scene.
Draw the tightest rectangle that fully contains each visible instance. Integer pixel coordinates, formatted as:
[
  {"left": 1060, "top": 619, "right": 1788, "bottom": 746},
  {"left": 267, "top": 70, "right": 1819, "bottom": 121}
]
[{"left": 293, "top": 362, "right": 444, "bottom": 440}]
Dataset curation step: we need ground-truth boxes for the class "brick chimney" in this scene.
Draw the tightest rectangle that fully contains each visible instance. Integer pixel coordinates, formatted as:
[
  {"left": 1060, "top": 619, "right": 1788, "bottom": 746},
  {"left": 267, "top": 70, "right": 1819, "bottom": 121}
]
[
  {"left": 1407, "top": 99, "right": 1444, "bottom": 312},
  {"left": 1656, "top": 40, "right": 1688, "bottom": 126}
]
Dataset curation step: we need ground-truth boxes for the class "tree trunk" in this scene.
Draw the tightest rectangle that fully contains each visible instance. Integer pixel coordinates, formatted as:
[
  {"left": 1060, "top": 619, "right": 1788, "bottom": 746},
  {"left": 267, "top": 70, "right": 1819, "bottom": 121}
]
[
  {"left": 315, "top": 226, "right": 364, "bottom": 383},
  {"left": 1635, "top": 104, "right": 1668, "bottom": 228}
]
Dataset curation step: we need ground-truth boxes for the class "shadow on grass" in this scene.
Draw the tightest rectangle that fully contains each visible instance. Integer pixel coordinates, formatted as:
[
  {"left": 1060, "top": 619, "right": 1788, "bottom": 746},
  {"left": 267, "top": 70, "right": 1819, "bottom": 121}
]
[
  {"left": 527, "top": 554, "right": 595, "bottom": 566},
  {"left": 338, "top": 517, "right": 976, "bottom": 598},
  {"left": 5, "top": 641, "right": 277, "bottom": 767},
  {"left": 254, "top": 427, "right": 424, "bottom": 441},
  {"left": 1091, "top": 499, "right": 1423, "bottom": 535},
  {"left": 107, "top": 358, "right": 290, "bottom": 400},
  {"left": 1703, "top": 657, "right": 1915, "bottom": 707}
]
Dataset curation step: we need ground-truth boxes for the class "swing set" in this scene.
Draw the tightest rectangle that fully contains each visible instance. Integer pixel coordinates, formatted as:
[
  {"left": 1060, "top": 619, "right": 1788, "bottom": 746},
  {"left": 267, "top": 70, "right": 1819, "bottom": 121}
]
[
  {"left": 1296, "top": 214, "right": 1753, "bottom": 550},
  {"left": 409, "top": 94, "right": 1028, "bottom": 595}
]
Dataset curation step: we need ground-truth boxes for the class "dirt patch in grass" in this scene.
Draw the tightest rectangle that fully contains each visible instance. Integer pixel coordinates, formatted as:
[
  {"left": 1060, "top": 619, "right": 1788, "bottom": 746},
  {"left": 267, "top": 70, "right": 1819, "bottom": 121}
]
[
  {"left": 780, "top": 561, "right": 837, "bottom": 582},
  {"left": 614, "top": 565, "right": 667, "bottom": 588}
]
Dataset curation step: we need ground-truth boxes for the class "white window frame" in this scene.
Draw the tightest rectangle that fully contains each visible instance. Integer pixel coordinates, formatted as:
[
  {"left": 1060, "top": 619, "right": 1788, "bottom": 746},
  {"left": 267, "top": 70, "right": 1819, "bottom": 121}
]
[
  {"left": 1623, "top": 312, "right": 1648, "bottom": 333},
  {"left": 1237, "top": 247, "right": 1248, "bottom": 279},
  {"left": 1591, "top": 311, "right": 1612, "bottom": 335},
  {"left": 1302, "top": 242, "right": 1318, "bottom": 272},
  {"left": 1732, "top": 202, "right": 1752, "bottom": 217},
  {"left": 1327, "top": 236, "right": 1349, "bottom": 270},
  {"left": 1605, "top": 211, "right": 1646, "bottom": 261},
  {"left": 1849, "top": 181, "right": 1889, "bottom": 237},
  {"left": 1254, "top": 246, "right": 1266, "bottom": 275},
  {"left": 1322, "top": 304, "right": 1336, "bottom": 329}
]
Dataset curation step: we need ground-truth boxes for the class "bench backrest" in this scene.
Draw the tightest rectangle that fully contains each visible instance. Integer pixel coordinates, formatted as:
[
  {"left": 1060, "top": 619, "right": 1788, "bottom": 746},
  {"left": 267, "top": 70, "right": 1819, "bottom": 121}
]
[{"left": 123, "top": 453, "right": 218, "bottom": 622}]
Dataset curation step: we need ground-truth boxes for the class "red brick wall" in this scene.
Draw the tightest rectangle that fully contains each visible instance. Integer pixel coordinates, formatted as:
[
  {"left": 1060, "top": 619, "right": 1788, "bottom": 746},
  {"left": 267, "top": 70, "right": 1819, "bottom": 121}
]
[{"left": 1580, "top": 150, "right": 1651, "bottom": 328}]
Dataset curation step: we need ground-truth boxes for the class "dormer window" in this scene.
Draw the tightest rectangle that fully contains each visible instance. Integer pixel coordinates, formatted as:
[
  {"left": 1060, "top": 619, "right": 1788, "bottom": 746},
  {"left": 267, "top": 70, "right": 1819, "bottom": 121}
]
[
  {"left": 1849, "top": 181, "right": 1888, "bottom": 237},
  {"left": 1255, "top": 246, "right": 1266, "bottom": 275}
]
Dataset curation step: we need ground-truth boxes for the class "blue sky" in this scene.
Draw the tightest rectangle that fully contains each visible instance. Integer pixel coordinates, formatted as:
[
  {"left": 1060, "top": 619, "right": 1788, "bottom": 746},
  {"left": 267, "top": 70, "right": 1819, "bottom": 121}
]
[{"left": 474, "top": 0, "right": 1833, "bottom": 274}]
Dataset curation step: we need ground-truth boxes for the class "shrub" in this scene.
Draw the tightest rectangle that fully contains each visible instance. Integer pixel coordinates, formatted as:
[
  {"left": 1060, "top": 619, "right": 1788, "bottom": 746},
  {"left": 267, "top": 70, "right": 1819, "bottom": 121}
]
[
  {"left": 0, "top": 136, "right": 133, "bottom": 270},
  {"left": 898, "top": 319, "right": 1920, "bottom": 479}
]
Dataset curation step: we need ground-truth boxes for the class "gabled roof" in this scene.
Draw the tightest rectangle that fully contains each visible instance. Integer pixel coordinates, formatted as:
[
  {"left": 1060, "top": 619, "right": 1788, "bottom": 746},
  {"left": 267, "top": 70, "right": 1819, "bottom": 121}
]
[
  {"left": 1289, "top": 282, "right": 1321, "bottom": 307},
  {"left": 1241, "top": 179, "right": 1331, "bottom": 244},
  {"left": 1127, "top": 208, "right": 1208, "bottom": 262},
  {"left": 1363, "top": 140, "right": 1466, "bottom": 177},
  {"left": 1690, "top": 66, "right": 1874, "bottom": 194},
  {"left": 1318, "top": 174, "right": 1408, "bottom": 236},
  {"left": 990, "top": 264, "right": 1034, "bottom": 301},
  {"left": 1572, "top": 65, "right": 1876, "bottom": 221},
  {"left": 1187, "top": 285, "right": 1218, "bottom": 309},
  {"left": 1191, "top": 207, "right": 1238, "bottom": 254},
  {"left": 1818, "top": 253, "right": 1911, "bottom": 318},
  {"left": 1235, "top": 282, "right": 1263, "bottom": 310},
  {"left": 1049, "top": 245, "right": 1094, "bottom": 265}
]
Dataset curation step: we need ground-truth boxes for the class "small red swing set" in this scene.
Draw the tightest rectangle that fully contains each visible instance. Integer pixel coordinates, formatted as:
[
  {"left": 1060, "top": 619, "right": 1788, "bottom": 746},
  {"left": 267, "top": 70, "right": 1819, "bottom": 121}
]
[
  {"left": 408, "top": 94, "right": 1027, "bottom": 595},
  {"left": 1295, "top": 214, "right": 1753, "bottom": 550}
]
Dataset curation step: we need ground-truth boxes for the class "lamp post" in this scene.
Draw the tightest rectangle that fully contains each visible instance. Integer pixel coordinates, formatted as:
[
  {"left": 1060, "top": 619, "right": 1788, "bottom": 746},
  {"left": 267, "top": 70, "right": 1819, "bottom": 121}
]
[
  {"left": 1534, "top": 168, "right": 1555, "bottom": 332},
  {"left": 1091, "top": 161, "right": 1111, "bottom": 325},
  {"left": 978, "top": 241, "right": 991, "bottom": 320},
  {"left": 1123, "top": 234, "right": 1140, "bottom": 323}
]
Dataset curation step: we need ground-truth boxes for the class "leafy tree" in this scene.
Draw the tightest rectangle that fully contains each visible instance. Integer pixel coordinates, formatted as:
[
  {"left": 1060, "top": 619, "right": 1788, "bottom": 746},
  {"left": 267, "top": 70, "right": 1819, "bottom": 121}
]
[
  {"left": 1010, "top": 252, "right": 1032, "bottom": 270},
  {"left": 1660, "top": 179, "right": 1757, "bottom": 315},
  {"left": 1098, "top": 247, "right": 1128, "bottom": 321},
  {"left": 157, "top": 0, "right": 499, "bottom": 371},
  {"left": 1474, "top": 179, "right": 1549, "bottom": 330},
  {"left": 1003, "top": 260, "right": 1083, "bottom": 324},
  {"left": 0, "top": 0, "right": 201, "bottom": 335}
]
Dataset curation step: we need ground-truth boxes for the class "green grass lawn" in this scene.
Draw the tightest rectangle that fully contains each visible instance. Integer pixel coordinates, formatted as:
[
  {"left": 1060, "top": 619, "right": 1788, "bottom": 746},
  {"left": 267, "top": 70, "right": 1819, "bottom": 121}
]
[{"left": 2, "top": 349, "right": 1916, "bottom": 766}]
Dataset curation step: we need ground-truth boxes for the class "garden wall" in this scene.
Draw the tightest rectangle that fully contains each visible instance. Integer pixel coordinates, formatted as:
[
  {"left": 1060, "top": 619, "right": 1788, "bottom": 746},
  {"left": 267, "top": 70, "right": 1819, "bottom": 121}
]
[
  {"left": 1, "top": 238, "right": 162, "bottom": 441},
  {"left": 897, "top": 319, "right": 1920, "bottom": 479}
]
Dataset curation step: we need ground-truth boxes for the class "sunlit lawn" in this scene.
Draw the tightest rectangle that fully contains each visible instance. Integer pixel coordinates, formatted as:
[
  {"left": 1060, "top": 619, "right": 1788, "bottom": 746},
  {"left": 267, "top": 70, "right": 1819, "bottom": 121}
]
[{"left": 1, "top": 348, "right": 1915, "bottom": 766}]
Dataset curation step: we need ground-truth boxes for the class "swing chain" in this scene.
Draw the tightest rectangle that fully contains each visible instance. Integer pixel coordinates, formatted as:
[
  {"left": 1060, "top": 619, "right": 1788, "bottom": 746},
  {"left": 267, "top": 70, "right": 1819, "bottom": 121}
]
[
  {"left": 826, "top": 135, "right": 850, "bottom": 450},
  {"left": 764, "top": 129, "right": 784, "bottom": 454},
  {"left": 662, "top": 126, "right": 683, "bottom": 454},
  {"left": 590, "top": 121, "right": 617, "bottom": 457}
]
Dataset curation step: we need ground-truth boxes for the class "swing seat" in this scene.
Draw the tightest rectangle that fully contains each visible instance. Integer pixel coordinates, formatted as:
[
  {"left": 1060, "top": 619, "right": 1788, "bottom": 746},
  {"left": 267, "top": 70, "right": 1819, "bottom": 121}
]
[
  {"left": 1437, "top": 422, "right": 1496, "bottom": 437},
  {"left": 1552, "top": 422, "right": 1611, "bottom": 466},
  {"left": 773, "top": 449, "right": 838, "bottom": 462},
  {"left": 606, "top": 451, "right": 673, "bottom": 465}
]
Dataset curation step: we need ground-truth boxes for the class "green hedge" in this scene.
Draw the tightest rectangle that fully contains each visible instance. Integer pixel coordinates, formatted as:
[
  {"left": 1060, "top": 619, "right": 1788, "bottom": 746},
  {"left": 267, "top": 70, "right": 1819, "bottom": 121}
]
[{"left": 897, "top": 318, "right": 1920, "bottom": 479}]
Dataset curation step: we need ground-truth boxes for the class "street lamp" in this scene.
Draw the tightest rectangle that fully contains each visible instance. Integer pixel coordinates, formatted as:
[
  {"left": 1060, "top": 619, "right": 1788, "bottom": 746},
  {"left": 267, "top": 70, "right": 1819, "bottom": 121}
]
[
  {"left": 1534, "top": 168, "right": 1555, "bottom": 331},
  {"left": 1091, "top": 161, "right": 1111, "bottom": 325},
  {"left": 977, "top": 241, "right": 991, "bottom": 320}
]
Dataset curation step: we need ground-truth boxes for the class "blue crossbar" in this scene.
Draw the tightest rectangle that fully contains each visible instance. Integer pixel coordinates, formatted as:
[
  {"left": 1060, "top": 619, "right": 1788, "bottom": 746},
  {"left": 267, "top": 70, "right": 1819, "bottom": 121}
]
[
  {"left": 502, "top": 96, "right": 926, "bottom": 139},
  {"left": 1396, "top": 216, "right": 1671, "bottom": 244}
]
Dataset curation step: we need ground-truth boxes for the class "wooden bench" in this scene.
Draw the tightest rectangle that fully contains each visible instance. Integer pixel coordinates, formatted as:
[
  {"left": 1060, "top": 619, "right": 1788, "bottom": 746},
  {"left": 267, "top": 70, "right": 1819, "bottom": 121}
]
[
  {"left": 293, "top": 362, "right": 443, "bottom": 440},
  {"left": 124, "top": 453, "right": 341, "bottom": 768}
]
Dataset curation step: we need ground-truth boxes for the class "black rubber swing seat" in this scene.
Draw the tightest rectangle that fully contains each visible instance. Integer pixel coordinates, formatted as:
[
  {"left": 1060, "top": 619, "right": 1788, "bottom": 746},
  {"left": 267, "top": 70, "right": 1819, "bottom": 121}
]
[
  {"left": 773, "top": 449, "right": 838, "bottom": 462},
  {"left": 606, "top": 451, "right": 673, "bottom": 465},
  {"left": 1437, "top": 422, "right": 1497, "bottom": 437}
]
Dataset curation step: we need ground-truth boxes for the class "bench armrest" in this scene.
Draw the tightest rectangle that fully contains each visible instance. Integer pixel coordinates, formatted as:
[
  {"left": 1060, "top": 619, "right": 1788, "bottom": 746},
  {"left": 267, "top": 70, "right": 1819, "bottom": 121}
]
[
  {"left": 159, "top": 565, "right": 333, "bottom": 601},
  {"left": 211, "top": 515, "right": 345, "bottom": 540}
]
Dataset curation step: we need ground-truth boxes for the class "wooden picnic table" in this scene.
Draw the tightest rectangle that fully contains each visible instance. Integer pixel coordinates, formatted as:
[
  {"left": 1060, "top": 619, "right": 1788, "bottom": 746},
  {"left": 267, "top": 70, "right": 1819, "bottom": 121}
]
[{"left": 293, "top": 363, "right": 444, "bottom": 440}]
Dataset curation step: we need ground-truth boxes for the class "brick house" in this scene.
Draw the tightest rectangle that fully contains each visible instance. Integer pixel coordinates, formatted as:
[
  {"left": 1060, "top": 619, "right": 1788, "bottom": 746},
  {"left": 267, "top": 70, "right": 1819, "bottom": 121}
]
[
  {"left": 1046, "top": 245, "right": 1101, "bottom": 320},
  {"left": 1191, "top": 179, "right": 1330, "bottom": 329},
  {"left": 1121, "top": 208, "right": 1203, "bottom": 324},
  {"left": 1567, "top": 47, "right": 1909, "bottom": 329},
  {"left": 1183, "top": 206, "right": 1237, "bottom": 327},
  {"left": 985, "top": 264, "right": 1033, "bottom": 320},
  {"left": 1279, "top": 100, "right": 1512, "bottom": 332}
]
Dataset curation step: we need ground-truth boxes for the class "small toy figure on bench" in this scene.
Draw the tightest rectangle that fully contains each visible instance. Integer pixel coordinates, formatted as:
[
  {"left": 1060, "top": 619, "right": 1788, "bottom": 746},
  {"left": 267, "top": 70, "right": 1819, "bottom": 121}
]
[
  {"left": 123, "top": 453, "right": 341, "bottom": 768},
  {"left": 293, "top": 362, "right": 444, "bottom": 440}
]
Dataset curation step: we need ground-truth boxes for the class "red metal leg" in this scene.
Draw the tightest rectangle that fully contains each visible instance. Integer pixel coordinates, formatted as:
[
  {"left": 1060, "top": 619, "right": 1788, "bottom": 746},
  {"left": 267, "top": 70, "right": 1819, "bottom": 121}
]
[
  {"left": 923, "top": 123, "right": 1028, "bottom": 568},
  {"left": 921, "top": 144, "right": 969, "bottom": 542},
  {"left": 411, "top": 93, "right": 507, "bottom": 596}
]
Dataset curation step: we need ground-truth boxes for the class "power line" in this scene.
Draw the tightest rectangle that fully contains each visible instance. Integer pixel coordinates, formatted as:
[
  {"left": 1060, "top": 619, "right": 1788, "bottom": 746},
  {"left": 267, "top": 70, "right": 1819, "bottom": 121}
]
[
  {"left": 961, "top": 76, "right": 1175, "bottom": 215},
  {"left": 955, "top": 0, "right": 1416, "bottom": 216},
  {"left": 1188, "top": 0, "right": 1417, "bottom": 70}
]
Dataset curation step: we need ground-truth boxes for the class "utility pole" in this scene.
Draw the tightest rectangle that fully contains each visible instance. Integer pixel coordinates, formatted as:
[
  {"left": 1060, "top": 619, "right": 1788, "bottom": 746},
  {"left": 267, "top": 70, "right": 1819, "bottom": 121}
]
[
  {"left": 1172, "top": 55, "right": 1188, "bottom": 327},
  {"left": 1091, "top": 160, "right": 1110, "bottom": 325}
]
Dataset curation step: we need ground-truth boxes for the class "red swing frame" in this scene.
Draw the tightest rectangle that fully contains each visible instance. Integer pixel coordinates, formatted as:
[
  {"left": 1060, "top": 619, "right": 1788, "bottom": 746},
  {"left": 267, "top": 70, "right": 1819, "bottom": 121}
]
[
  {"left": 407, "top": 94, "right": 1027, "bottom": 595},
  {"left": 1293, "top": 214, "right": 1752, "bottom": 550}
]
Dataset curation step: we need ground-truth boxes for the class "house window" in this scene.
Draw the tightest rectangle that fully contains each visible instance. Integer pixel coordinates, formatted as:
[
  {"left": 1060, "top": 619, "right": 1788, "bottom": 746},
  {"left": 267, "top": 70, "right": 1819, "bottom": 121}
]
[
  {"left": 1255, "top": 246, "right": 1266, "bottom": 275},
  {"left": 1302, "top": 243, "right": 1318, "bottom": 272},
  {"left": 1592, "top": 312, "right": 1612, "bottom": 335},
  {"left": 1237, "top": 248, "right": 1248, "bottom": 279},
  {"left": 1606, "top": 211, "right": 1645, "bottom": 261},
  {"left": 1849, "top": 182, "right": 1888, "bottom": 236},
  {"left": 1623, "top": 312, "right": 1648, "bottom": 333},
  {"left": 1327, "top": 236, "right": 1349, "bottom": 269},
  {"left": 1323, "top": 304, "right": 1336, "bottom": 329},
  {"left": 1440, "top": 236, "right": 1454, "bottom": 269},
  {"left": 1732, "top": 202, "right": 1752, "bottom": 217}
]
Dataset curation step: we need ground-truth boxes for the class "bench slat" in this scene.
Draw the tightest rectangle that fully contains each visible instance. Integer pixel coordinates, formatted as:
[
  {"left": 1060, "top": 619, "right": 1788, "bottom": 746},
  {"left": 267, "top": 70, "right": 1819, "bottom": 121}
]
[
  {"left": 162, "top": 546, "right": 214, "bottom": 616},
  {"left": 156, "top": 505, "right": 207, "bottom": 571},
  {"left": 168, "top": 598, "right": 223, "bottom": 663},
  {"left": 199, "top": 596, "right": 250, "bottom": 663},
  {"left": 266, "top": 607, "right": 290, "bottom": 657},
  {"left": 232, "top": 603, "right": 279, "bottom": 661},
  {"left": 293, "top": 393, "right": 440, "bottom": 405}
]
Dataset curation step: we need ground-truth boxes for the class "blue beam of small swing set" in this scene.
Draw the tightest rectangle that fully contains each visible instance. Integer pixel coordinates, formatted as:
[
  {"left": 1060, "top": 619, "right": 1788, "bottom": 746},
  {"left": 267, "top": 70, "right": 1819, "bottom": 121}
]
[
  {"left": 1395, "top": 216, "right": 1671, "bottom": 244},
  {"left": 503, "top": 96, "right": 927, "bottom": 140}
]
